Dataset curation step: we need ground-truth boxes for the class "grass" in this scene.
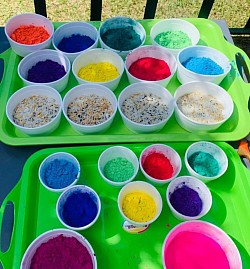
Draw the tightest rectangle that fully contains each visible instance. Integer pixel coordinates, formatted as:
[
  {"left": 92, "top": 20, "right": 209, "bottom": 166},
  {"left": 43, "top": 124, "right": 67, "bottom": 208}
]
[{"left": 0, "top": 0, "right": 249, "bottom": 28}]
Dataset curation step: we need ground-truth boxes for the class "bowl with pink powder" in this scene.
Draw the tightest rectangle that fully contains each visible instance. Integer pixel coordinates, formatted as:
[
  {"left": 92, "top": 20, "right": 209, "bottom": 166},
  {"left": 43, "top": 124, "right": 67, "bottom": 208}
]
[
  {"left": 21, "top": 228, "right": 97, "bottom": 269},
  {"left": 162, "top": 220, "right": 242, "bottom": 269}
]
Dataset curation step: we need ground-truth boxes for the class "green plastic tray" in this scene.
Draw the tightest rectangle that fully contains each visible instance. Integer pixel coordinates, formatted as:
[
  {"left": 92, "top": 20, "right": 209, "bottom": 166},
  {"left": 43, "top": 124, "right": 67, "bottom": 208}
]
[
  {"left": 0, "top": 142, "right": 250, "bottom": 268},
  {"left": 0, "top": 19, "right": 249, "bottom": 146}
]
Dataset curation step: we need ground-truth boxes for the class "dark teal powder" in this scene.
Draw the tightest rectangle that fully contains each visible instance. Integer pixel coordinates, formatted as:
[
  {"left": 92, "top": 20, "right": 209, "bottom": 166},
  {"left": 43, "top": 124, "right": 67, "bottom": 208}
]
[{"left": 188, "top": 151, "right": 220, "bottom": 177}]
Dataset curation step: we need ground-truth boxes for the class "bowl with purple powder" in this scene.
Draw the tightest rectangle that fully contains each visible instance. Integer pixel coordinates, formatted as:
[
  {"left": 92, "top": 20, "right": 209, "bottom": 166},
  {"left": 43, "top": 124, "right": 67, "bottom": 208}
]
[
  {"left": 21, "top": 228, "right": 97, "bottom": 269},
  {"left": 177, "top": 45, "right": 231, "bottom": 85},
  {"left": 18, "top": 49, "right": 71, "bottom": 92},
  {"left": 39, "top": 152, "right": 80, "bottom": 192},
  {"left": 52, "top": 21, "right": 98, "bottom": 63},
  {"left": 166, "top": 176, "right": 212, "bottom": 221}
]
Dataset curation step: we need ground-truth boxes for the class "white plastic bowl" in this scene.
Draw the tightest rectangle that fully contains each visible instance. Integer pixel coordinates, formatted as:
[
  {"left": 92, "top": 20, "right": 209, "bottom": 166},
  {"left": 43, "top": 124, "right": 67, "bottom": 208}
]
[
  {"left": 72, "top": 48, "right": 124, "bottom": 91},
  {"left": 18, "top": 49, "right": 71, "bottom": 92},
  {"left": 177, "top": 45, "right": 231, "bottom": 84},
  {"left": 5, "top": 13, "right": 54, "bottom": 57},
  {"left": 150, "top": 18, "right": 200, "bottom": 57},
  {"left": 174, "top": 81, "right": 234, "bottom": 132},
  {"left": 118, "top": 82, "right": 174, "bottom": 133},
  {"left": 62, "top": 83, "right": 117, "bottom": 134},
  {"left": 6, "top": 85, "right": 62, "bottom": 136},
  {"left": 52, "top": 22, "right": 99, "bottom": 63},
  {"left": 125, "top": 45, "right": 177, "bottom": 87},
  {"left": 21, "top": 229, "right": 97, "bottom": 269}
]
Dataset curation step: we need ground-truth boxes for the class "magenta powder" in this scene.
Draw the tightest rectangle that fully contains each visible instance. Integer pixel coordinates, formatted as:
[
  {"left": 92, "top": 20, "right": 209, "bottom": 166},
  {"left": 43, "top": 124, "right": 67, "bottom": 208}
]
[{"left": 30, "top": 234, "right": 93, "bottom": 269}]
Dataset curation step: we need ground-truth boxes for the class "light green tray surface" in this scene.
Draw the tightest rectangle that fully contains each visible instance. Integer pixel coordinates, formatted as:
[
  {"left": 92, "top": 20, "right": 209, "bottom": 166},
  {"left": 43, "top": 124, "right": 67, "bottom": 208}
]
[
  {"left": 0, "top": 19, "right": 249, "bottom": 145},
  {"left": 0, "top": 142, "right": 250, "bottom": 268}
]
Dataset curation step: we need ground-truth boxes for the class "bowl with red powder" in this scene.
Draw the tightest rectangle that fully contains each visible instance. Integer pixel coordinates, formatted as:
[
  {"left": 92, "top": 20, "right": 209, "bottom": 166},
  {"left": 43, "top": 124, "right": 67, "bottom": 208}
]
[
  {"left": 162, "top": 220, "right": 242, "bottom": 269},
  {"left": 125, "top": 45, "right": 177, "bottom": 87},
  {"left": 18, "top": 49, "right": 71, "bottom": 92},
  {"left": 166, "top": 176, "right": 212, "bottom": 220},
  {"left": 21, "top": 228, "right": 97, "bottom": 269},
  {"left": 5, "top": 13, "right": 54, "bottom": 57},
  {"left": 139, "top": 144, "right": 182, "bottom": 185}
]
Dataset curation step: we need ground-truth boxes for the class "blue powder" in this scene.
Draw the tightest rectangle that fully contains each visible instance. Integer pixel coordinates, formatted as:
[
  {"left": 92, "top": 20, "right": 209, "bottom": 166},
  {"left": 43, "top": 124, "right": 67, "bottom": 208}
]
[
  {"left": 183, "top": 57, "right": 224, "bottom": 75},
  {"left": 58, "top": 34, "right": 95, "bottom": 53},
  {"left": 62, "top": 191, "right": 98, "bottom": 227},
  {"left": 43, "top": 159, "right": 78, "bottom": 189}
]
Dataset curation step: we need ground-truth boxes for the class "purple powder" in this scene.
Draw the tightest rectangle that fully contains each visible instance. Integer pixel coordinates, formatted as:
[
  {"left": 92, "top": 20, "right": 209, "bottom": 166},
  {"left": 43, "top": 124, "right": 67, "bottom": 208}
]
[{"left": 169, "top": 184, "right": 202, "bottom": 217}]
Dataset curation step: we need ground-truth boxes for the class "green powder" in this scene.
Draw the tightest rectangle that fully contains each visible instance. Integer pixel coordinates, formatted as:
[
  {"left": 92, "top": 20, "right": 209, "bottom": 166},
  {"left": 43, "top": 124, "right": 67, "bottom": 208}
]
[
  {"left": 188, "top": 151, "right": 220, "bottom": 177},
  {"left": 104, "top": 157, "right": 134, "bottom": 182},
  {"left": 155, "top": 30, "right": 192, "bottom": 49}
]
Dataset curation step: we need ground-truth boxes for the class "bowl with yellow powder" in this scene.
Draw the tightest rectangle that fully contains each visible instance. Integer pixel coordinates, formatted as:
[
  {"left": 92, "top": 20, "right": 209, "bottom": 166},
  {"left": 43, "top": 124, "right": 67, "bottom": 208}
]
[
  {"left": 174, "top": 81, "right": 234, "bottom": 132},
  {"left": 118, "top": 181, "right": 163, "bottom": 226},
  {"left": 150, "top": 18, "right": 200, "bottom": 57},
  {"left": 72, "top": 48, "right": 124, "bottom": 91}
]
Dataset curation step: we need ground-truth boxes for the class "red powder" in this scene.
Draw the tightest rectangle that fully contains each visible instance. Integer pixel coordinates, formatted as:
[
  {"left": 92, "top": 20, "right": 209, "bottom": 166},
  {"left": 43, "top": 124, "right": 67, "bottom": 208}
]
[
  {"left": 128, "top": 57, "right": 171, "bottom": 81},
  {"left": 142, "top": 152, "right": 173, "bottom": 179},
  {"left": 164, "top": 231, "right": 230, "bottom": 269},
  {"left": 30, "top": 235, "right": 93, "bottom": 269}
]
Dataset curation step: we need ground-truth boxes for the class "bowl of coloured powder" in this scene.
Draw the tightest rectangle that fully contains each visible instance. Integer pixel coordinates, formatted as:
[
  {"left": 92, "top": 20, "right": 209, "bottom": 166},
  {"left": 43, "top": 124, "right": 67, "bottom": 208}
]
[
  {"left": 62, "top": 83, "right": 117, "bottom": 134},
  {"left": 99, "top": 16, "right": 146, "bottom": 59},
  {"left": 150, "top": 18, "right": 200, "bottom": 57},
  {"left": 139, "top": 144, "right": 182, "bottom": 185},
  {"left": 72, "top": 48, "right": 124, "bottom": 91},
  {"left": 162, "top": 220, "right": 242, "bottom": 269},
  {"left": 18, "top": 49, "right": 71, "bottom": 92},
  {"left": 125, "top": 45, "right": 177, "bottom": 87},
  {"left": 174, "top": 81, "right": 234, "bottom": 132},
  {"left": 177, "top": 45, "right": 231, "bottom": 85},
  {"left": 5, "top": 13, "right": 54, "bottom": 57},
  {"left": 118, "top": 180, "right": 163, "bottom": 226},
  {"left": 6, "top": 85, "right": 62, "bottom": 136},
  {"left": 21, "top": 228, "right": 97, "bottom": 269},
  {"left": 166, "top": 176, "right": 212, "bottom": 221},
  {"left": 118, "top": 82, "right": 175, "bottom": 133},
  {"left": 52, "top": 21, "right": 99, "bottom": 63},
  {"left": 185, "top": 141, "right": 228, "bottom": 182},
  {"left": 56, "top": 185, "right": 101, "bottom": 231},
  {"left": 39, "top": 152, "right": 80, "bottom": 192},
  {"left": 98, "top": 146, "right": 139, "bottom": 187}
]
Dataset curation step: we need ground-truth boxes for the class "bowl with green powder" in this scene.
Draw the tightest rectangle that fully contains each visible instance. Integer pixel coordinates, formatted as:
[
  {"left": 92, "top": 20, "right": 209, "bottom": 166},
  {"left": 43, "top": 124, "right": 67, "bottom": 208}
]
[
  {"left": 98, "top": 146, "right": 139, "bottom": 187},
  {"left": 150, "top": 18, "right": 200, "bottom": 57},
  {"left": 185, "top": 141, "right": 228, "bottom": 182}
]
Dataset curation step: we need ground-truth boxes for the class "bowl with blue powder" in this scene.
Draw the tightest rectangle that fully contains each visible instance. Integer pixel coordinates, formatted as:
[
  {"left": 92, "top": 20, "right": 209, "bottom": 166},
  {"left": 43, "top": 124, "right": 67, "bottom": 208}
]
[
  {"left": 177, "top": 45, "right": 231, "bottom": 85},
  {"left": 39, "top": 152, "right": 80, "bottom": 192},
  {"left": 185, "top": 141, "right": 228, "bottom": 183}
]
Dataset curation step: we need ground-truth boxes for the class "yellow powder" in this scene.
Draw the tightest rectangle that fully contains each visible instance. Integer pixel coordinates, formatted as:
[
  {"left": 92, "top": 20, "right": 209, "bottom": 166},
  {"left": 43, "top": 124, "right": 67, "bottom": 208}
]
[
  {"left": 78, "top": 62, "right": 119, "bottom": 82},
  {"left": 122, "top": 191, "right": 157, "bottom": 222}
]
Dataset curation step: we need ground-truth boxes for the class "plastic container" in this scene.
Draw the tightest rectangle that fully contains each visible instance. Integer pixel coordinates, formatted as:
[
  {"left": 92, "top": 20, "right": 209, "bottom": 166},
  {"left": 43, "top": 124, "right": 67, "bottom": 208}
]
[
  {"left": 6, "top": 85, "right": 62, "bottom": 136},
  {"left": 185, "top": 141, "right": 228, "bottom": 182},
  {"left": 5, "top": 13, "right": 54, "bottom": 57},
  {"left": 125, "top": 45, "right": 177, "bottom": 87},
  {"left": 56, "top": 185, "right": 101, "bottom": 230},
  {"left": 162, "top": 220, "right": 242, "bottom": 269},
  {"left": 99, "top": 16, "right": 146, "bottom": 59},
  {"left": 98, "top": 146, "right": 139, "bottom": 187},
  {"left": 166, "top": 176, "right": 212, "bottom": 221},
  {"left": 52, "top": 21, "right": 99, "bottom": 63},
  {"left": 150, "top": 18, "right": 200, "bottom": 57},
  {"left": 139, "top": 144, "right": 182, "bottom": 185},
  {"left": 18, "top": 49, "right": 71, "bottom": 92},
  {"left": 21, "top": 228, "right": 97, "bottom": 269},
  {"left": 174, "top": 81, "right": 234, "bottom": 132},
  {"left": 39, "top": 152, "right": 80, "bottom": 192},
  {"left": 177, "top": 45, "right": 231, "bottom": 84},
  {"left": 72, "top": 48, "right": 124, "bottom": 91},
  {"left": 62, "top": 83, "right": 117, "bottom": 134},
  {"left": 118, "top": 82, "right": 174, "bottom": 133}
]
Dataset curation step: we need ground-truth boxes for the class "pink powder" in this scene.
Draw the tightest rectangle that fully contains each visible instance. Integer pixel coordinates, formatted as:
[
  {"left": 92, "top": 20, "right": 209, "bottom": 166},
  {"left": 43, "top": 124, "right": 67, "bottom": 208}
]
[{"left": 164, "top": 231, "right": 230, "bottom": 269}]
